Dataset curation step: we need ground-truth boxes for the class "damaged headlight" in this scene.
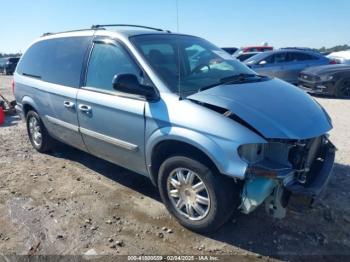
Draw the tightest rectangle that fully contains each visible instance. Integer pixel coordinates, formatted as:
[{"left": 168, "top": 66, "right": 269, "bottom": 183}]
[{"left": 238, "top": 143, "right": 265, "bottom": 164}]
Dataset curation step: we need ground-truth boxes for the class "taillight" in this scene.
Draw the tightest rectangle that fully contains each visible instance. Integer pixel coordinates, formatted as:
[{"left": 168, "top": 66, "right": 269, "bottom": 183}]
[
  {"left": 11, "top": 80, "right": 15, "bottom": 95},
  {"left": 329, "top": 60, "right": 338, "bottom": 65}
]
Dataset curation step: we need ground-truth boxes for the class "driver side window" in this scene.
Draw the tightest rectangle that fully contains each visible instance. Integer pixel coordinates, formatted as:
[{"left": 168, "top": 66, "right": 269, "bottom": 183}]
[{"left": 86, "top": 42, "right": 139, "bottom": 91}]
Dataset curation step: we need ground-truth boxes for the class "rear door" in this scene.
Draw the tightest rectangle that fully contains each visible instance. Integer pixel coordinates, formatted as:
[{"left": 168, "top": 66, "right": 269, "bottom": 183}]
[
  {"left": 76, "top": 38, "right": 147, "bottom": 175},
  {"left": 282, "top": 52, "right": 321, "bottom": 83},
  {"left": 15, "top": 36, "right": 92, "bottom": 150}
]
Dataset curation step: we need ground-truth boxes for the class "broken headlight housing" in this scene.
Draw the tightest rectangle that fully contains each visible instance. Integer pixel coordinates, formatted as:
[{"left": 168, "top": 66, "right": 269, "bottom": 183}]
[{"left": 238, "top": 143, "right": 265, "bottom": 164}]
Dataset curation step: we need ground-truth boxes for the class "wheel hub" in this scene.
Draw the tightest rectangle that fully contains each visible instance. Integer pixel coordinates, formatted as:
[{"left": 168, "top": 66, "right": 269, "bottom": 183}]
[{"left": 167, "top": 168, "right": 211, "bottom": 221}]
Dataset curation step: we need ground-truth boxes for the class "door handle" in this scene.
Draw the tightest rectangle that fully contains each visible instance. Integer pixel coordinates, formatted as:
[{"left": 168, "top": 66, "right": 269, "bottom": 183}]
[
  {"left": 63, "top": 101, "right": 75, "bottom": 109},
  {"left": 78, "top": 104, "right": 92, "bottom": 113}
]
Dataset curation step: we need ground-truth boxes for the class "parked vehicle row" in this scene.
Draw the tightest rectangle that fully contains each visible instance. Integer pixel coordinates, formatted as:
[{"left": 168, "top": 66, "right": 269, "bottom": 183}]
[
  {"left": 14, "top": 25, "right": 335, "bottom": 233},
  {"left": 0, "top": 57, "right": 20, "bottom": 75},
  {"left": 299, "top": 64, "right": 350, "bottom": 98},
  {"left": 244, "top": 49, "right": 335, "bottom": 84}
]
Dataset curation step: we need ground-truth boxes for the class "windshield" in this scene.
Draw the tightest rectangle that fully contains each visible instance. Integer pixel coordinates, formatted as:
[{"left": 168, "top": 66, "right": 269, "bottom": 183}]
[
  {"left": 131, "top": 34, "right": 257, "bottom": 96},
  {"left": 244, "top": 52, "right": 269, "bottom": 65}
]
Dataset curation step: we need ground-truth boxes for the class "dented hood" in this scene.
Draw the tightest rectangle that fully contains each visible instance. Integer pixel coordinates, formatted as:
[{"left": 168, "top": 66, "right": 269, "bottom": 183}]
[{"left": 188, "top": 79, "right": 332, "bottom": 139}]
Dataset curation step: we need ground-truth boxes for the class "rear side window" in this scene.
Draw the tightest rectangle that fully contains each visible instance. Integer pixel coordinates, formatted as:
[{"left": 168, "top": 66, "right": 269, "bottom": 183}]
[
  {"left": 17, "top": 36, "right": 92, "bottom": 87},
  {"left": 289, "top": 52, "right": 318, "bottom": 61}
]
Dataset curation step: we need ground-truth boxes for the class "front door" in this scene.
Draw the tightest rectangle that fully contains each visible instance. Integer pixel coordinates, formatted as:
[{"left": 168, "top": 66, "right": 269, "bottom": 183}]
[{"left": 77, "top": 39, "right": 147, "bottom": 175}]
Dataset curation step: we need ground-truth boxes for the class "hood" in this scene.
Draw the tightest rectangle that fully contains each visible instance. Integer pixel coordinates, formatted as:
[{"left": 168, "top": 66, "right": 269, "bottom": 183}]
[
  {"left": 303, "top": 64, "right": 350, "bottom": 75},
  {"left": 188, "top": 79, "right": 332, "bottom": 139}
]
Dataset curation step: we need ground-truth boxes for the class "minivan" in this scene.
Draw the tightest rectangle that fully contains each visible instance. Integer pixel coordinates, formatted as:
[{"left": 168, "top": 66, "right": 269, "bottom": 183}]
[{"left": 14, "top": 25, "right": 335, "bottom": 233}]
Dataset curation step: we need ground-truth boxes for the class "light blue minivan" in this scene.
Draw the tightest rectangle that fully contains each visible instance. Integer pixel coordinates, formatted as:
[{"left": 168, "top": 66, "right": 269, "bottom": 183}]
[{"left": 14, "top": 25, "right": 335, "bottom": 233}]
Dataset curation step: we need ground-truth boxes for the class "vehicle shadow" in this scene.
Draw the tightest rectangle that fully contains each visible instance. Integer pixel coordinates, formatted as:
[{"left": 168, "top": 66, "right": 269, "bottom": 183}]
[
  {"left": 50, "top": 143, "right": 350, "bottom": 260},
  {"left": 50, "top": 142, "right": 161, "bottom": 201}
]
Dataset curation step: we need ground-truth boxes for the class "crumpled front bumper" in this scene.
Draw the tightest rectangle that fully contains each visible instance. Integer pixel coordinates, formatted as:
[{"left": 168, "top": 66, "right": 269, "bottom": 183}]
[
  {"left": 285, "top": 140, "right": 336, "bottom": 198},
  {"left": 240, "top": 138, "right": 336, "bottom": 216}
]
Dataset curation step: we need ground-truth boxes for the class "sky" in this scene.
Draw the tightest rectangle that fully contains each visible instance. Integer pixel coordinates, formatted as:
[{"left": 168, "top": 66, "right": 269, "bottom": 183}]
[{"left": 0, "top": 0, "right": 349, "bottom": 53}]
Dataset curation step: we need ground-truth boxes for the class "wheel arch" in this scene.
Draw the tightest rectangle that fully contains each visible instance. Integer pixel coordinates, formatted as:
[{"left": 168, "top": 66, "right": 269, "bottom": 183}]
[
  {"left": 146, "top": 127, "right": 238, "bottom": 186},
  {"left": 21, "top": 96, "right": 39, "bottom": 117}
]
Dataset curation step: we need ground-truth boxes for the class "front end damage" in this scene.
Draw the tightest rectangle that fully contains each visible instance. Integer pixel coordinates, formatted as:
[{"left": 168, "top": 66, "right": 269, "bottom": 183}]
[{"left": 239, "top": 136, "right": 336, "bottom": 218}]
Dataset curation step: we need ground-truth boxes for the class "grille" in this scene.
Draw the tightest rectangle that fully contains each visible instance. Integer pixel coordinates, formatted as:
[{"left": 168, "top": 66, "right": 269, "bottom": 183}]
[{"left": 299, "top": 73, "right": 320, "bottom": 82}]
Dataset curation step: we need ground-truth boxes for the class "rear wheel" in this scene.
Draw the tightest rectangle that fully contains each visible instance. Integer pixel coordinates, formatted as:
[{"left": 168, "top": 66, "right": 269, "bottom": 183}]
[
  {"left": 158, "top": 156, "right": 240, "bottom": 233},
  {"left": 26, "top": 111, "right": 53, "bottom": 152},
  {"left": 335, "top": 77, "right": 350, "bottom": 98}
]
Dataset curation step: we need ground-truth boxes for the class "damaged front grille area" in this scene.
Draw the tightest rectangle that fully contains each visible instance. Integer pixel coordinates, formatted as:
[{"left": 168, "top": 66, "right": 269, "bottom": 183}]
[
  {"left": 239, "top": 136, "right": 335, "bottom": 217},
  {"left": 240, "top": 136, "right": 328, "bottom": 183}
]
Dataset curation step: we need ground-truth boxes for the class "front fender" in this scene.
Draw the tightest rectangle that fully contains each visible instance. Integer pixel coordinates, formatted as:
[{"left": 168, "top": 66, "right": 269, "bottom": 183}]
[{"left": 146, "top": 126, "right": 249, "bottom": 180}]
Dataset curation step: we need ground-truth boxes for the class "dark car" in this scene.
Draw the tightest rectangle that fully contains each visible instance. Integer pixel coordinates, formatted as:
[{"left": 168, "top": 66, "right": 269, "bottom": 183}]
[
  {"left": 221, "top": 47, "right": 238, "bottom": 55},
  {"left": 0, "top": 57, "right": 20, "bottom": 75},
  {"left": 299, "top": 64, "right": 350, "bottom": 98},
  {"left": 235, "top": 51, "right": 260, "bottom": 62}
]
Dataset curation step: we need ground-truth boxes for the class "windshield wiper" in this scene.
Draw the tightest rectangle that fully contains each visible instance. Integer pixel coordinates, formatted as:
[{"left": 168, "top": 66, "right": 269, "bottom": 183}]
[
  {"left": 220, "top": 73, "right": 264, "bottom": 84},
  {"left": 198, "top": 74, "right": 266, "bottom": 92}
]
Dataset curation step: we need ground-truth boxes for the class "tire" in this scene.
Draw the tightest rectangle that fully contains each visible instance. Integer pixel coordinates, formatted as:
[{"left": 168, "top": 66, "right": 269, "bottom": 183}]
[
  {"left": 335, "top": 77, "right": 350, "bottom": 98},
  {"left": 158, "top": 156, "right": 240, "bottom": 233},
  {"left": 26, "top": 110, "right": 53, "bottom": 153}
]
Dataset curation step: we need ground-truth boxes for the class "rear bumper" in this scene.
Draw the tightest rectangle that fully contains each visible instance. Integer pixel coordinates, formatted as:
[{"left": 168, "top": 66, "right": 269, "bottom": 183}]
[{"left": 15, "top": 103, "right": 25, "bottom": 120}]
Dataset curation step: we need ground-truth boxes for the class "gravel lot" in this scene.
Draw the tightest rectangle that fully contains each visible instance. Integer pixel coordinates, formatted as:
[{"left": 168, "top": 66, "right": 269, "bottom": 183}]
[{"left": 0, "top": 75, "right": 349, "bottom": 261}]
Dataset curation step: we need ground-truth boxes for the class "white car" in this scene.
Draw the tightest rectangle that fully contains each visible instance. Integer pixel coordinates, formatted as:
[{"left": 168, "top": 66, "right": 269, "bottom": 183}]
[{"left": 327, "top": 50, "right": 350, "bottom": 64}]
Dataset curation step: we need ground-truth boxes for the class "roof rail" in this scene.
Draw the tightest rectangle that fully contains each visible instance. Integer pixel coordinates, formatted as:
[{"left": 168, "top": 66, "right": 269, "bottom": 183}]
[
  {"left": 41, "top": 28, "right": 99, "bottom": 37},
  {"left": 91, "top": 24, "right": 171, "bottom": 33}
]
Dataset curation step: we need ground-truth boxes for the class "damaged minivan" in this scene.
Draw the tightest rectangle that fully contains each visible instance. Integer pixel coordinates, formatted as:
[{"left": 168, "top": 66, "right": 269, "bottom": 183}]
[{"left": 14, "top": 25, "right": 335, "bottom": 233}]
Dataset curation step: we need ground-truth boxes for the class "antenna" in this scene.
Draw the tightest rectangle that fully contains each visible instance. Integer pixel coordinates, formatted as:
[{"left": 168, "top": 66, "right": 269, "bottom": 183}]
[
  {"left": 176, "top": 0, "right": 181, "bottom": 99},
  {"left": 176, "top": 0, "right": 180, "bottom": 32}
]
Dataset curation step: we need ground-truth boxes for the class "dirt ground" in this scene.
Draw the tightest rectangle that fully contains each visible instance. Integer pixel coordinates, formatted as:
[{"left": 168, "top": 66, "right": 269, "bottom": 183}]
[{"left": 0, "top": 75, "right": 349, "bottom": 261}]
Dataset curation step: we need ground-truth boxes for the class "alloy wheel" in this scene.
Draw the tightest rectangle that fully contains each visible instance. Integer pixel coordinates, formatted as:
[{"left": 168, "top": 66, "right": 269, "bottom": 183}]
[
  {"left": 340, "top": 79, "right": 350, "bottom": 98},
  {"left": 167, "top": 168, "right": 211, "bottom": 221},
  {"left": 28, "top": 116, "right": 42, "bottom": 147}
]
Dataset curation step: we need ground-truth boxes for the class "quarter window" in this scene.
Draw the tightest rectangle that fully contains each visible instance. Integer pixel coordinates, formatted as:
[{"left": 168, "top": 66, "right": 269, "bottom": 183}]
[
  {"left": 86, "top": 43, "right": 139, "bottom": 91},
  {"left": 17, "top": 37, "right": 91, "bottom": 87}
]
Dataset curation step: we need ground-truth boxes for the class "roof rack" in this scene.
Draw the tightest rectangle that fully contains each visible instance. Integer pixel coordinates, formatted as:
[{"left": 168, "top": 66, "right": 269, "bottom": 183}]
[
  {"left": 91, "top": 24, "right": 171, "bottom": 33},
  {"left": 41, "top": 28, "right": 99, "bottom": 37}
]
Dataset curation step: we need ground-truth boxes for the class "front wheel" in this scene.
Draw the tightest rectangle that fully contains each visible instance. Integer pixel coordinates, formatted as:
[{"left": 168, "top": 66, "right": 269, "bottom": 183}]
[
  {"left": 335, "top": 77, "right": 350, "bottom": 98},
  {"left": 158, "top": 156, "right": 240, "bottom": 233}
]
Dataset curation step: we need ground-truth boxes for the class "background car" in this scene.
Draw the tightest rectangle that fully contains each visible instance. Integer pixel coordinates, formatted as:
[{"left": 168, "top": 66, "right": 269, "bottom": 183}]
[
  {"left": 244, "top": 49, "right": 334, "bottom": 84},
  {"left": 327, "top": 50, "right": 350, "bottom": 65},
  {"left": 235, "top": 51, "right": 261, "bottom": 62},
  {"left": 0, "top": 57, "right": 20, "bottom": 75},
  {"left": 299, "top": 64, "right": 350, "bottom": 98},
  {"left": 233, "top": 45, "right": 273, "bottom": 56},
  {"left": 221, "top": 47, "right": 238, "bottom": 55}
]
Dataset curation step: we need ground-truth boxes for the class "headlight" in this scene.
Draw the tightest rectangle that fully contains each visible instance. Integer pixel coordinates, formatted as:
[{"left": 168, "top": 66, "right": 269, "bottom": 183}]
[
  {"left": 319, "top": 75, "right": 333, "bottom": 81},
  {"left": 238, "top": 144, "right": 264, "bottom": 164}
]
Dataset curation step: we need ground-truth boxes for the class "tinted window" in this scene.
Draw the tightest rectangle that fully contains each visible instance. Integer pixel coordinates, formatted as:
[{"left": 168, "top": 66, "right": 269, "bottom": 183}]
[
  {"left": 86, "top": 43, "right": 139, "bottom": 91},
  {"left": 237, "top": 53, "right": 257, "bottom": 61},
  {"left": 289, "top": 52, "right": 318, "bottom": 61},
  {"left": 9, "top": 58, "right": 20, "bottom": 63},
  {"left": 17, "top": 36, "right": 91, "bottom": 87}
]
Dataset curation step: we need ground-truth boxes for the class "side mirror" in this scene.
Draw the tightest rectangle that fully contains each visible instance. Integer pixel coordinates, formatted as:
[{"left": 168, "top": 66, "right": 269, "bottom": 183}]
[
  {"left": 259, "top": 60, "right": 267, "bottom": 66},
  {"left": 112, "top": 74, "right": 156, "bottom": 100}
]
